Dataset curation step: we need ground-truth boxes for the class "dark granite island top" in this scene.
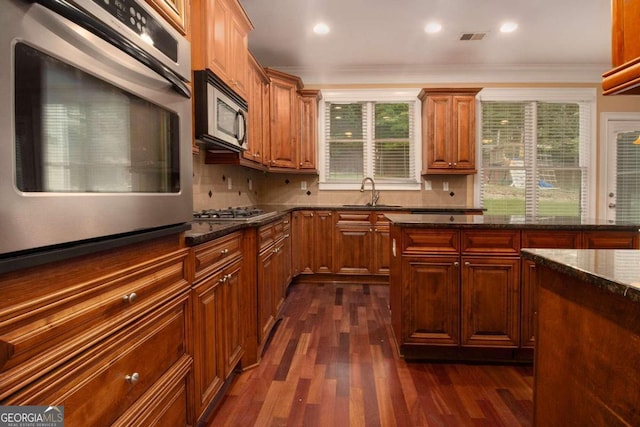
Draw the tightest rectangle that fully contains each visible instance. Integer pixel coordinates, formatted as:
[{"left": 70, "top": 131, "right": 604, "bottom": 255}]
[
  {"left": 385, "top": 213, "right": 640, "bottom": 231},
  {"left": 521, "top": 248, "right": 640, "bottom": 303}
]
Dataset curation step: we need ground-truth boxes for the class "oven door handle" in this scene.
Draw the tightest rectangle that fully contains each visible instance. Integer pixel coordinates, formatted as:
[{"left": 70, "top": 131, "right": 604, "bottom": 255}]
[{"left": 34, "top": 0, "right": 191, "bottom": 98}]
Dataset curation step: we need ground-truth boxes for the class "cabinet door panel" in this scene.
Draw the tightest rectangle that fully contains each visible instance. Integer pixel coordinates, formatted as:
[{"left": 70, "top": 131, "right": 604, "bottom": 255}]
[
  {"left": 269, "top": 80, "right": 297, "bottom": 168},
  {"left": 403, "top": 256, "right": 460, "bottom": 346},
  {"left": 452, "top": 95, "right": 476, "bottom": 170},
  {"left": 314, "top": 211, "right": 334, "bottom": 273},
  {"left": 258, "top": 248, "right": 276, "bottom": 343},
  {"left": 209, "top": 0, "right": 229, "bottom": 77},
  {"left": 192, "top": 276, "right": 224, "bottom": 417},
  {"left": 425, "top": 95, "right": 452, "bottom": 170},
  {"left": 461, "top": 257, "right": 520, "bottom": 348},
  {"left": 222, "top": 260, "right": 243, "bottom": 378}
]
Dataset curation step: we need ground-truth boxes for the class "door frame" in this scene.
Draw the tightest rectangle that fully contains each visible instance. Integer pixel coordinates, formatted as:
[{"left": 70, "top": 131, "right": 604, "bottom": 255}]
[{"left": 598, "top": 112, "right": 640, "bottom": 220}]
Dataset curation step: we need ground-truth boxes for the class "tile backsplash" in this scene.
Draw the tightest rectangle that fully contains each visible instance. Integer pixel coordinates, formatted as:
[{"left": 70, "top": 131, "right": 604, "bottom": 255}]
[{"left": 193, "top": 153, "right": 474, "bottom": 210}]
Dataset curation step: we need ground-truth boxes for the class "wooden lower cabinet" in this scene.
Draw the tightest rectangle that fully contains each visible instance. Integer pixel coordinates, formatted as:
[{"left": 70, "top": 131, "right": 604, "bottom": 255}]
[
  {"left": 402, "top": 255, "right": 460, "bottom": 346},
  {"left": 372, "top": 213, "right": 392, "bottom": 275},
  {"left": 460, "top": 256, "right": 520, "bottom": 348},
  {"left": 334, "top": 211, "right": 372, "bottom": 275},
  {"left": 392, "top": 225, "right": 640, "bottom": 361},
  {"left": 191, "top": 232, "right": 246, "bottom": 421},
  {"left": 0, "top": 235, "right": 193, "bottom": 424},
  {"left": 292, "top": 210, "right": 334, "bottom": 275},
  {"left": 257, "top": 215, "right": 293, "bottom": 353}
]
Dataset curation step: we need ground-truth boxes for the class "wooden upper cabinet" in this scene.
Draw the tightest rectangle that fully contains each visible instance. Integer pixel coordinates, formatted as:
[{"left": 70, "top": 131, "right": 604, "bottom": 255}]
[
  {"left": 265, "top": 68, "right": 303, "bottom": 169},
  {"left": 603, "top": 0, "right": 640, "bottom": 95},
  {"left": 419, "top": 88, "right": 481, "bottom": 175},
  {"left": 245, "top": 53, "right": 269, "bottom": 165},
  {"left": 191, "top": 0, "right": 252, "bottom": 99},
  {"left": 298, "top": 89, "right": 321, "bottom": 171},
  {"left": 145, "top": 0, "right": 189, "bottom": 36}
]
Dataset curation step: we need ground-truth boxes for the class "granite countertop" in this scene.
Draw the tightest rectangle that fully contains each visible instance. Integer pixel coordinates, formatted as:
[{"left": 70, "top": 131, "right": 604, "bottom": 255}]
[
  {"left": 521, "top": 248, "right": 640, "bottom": 303},
  {"left": 385, "top": 213, "right": 640, "bottom": 231},
  {"left": 185, "top": 206, "right": 486, "bottom": 246}
]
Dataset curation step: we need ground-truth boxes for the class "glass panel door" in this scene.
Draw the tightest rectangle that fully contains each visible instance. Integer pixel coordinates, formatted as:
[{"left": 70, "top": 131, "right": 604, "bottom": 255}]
[{"left": 604, "top": 117, "right": 640, "bottom": 222}]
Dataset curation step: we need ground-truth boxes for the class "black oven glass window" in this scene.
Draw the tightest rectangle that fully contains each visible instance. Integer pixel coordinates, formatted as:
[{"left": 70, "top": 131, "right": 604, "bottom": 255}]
[{"left": 14, "top": 43, "right": 180, "bottom": 193}]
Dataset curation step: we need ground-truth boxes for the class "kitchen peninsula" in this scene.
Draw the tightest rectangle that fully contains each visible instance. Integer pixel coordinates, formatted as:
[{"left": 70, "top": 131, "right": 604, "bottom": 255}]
[
  {"left": 386, "top": 213, "right": 639, "bottom": 362},
  {"left": 521, "top": 249, "right": 640, "bottom": 426}
]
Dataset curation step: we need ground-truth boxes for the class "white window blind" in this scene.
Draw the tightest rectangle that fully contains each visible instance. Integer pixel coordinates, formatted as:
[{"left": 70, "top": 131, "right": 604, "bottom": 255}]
[
  {"left": 479, "top": 95, "right": 593, "bottom": 218},
  {"left": 319, "top": 90, "right": 420, "bottom": 190},
  {"left": 615, "top": 130, "right": 640, "bottom": 222}
]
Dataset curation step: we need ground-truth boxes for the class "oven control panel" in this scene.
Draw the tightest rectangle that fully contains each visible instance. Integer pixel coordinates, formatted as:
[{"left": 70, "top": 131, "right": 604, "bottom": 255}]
[{"left": 91, "top": 0, "right": 178, "bottom": 61}]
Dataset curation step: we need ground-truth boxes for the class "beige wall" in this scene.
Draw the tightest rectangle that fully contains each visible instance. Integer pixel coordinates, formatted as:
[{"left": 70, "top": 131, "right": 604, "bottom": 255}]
[{"left": 193, "top": 83, "right": 640, "bottom": 212}]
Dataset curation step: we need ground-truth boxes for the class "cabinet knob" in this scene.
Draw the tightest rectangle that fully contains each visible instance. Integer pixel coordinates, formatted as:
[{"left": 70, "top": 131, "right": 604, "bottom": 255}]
[
  {"left": 453, "top": 162, "right": 457, "bottom": 166},
  {"left": 454, "top": 262, "right": 459, "bottom": 267},
  {"left": 448, "top": 162, "right": 452, "bottom": 167},
  {"left": 299, "top": 162, "right": 303, "bottom": 166},
  {"left": 465, "top": 261, "right": 470, "bottom": 266},
  {"left": 284, "top": 233, "right": 290, "bottom": 238},
  {"left": 122, "top": 292, "right": 137, "bottom": 303},
  {"left": 221, "top": 248, "right": 229, "bottom": 255},
  {"left": 125, "top": 372, "right": 139, "bottom": 384}
]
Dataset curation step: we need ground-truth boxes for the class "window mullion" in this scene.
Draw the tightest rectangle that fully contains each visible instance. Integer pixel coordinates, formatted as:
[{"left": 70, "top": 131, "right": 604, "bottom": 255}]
[
  {"left": 365, "top": 102, "right": 374, "bottom": 177},
  {"left": 524, "top": 102, "right": 537, "bottom": 216}
]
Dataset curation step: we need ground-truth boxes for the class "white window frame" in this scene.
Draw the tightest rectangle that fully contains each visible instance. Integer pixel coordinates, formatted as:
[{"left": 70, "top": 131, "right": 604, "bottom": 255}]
[
  {"left": 474, "top": 88, "right": 597, "bottom": 218},
  {"left": 318, "top": 89, "right": 422, "bottom": 191}
]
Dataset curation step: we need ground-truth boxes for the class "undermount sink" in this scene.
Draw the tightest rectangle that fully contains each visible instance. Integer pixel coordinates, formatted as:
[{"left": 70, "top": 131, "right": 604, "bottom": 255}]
[{"left": 341, "top": 204, "right": 401, "bottom": 208}]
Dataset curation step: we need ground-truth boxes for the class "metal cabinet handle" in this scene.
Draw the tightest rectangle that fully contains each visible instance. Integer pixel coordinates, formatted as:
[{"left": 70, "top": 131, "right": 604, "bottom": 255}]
[
  {"left": 122, "top": 292, "right": 137, "bottom": 303},
  {"left": 221, "top": 248, "right": 229, "bottom": 255},
  {"left": 125, "top": 372, "right": 139, "bottom": 384},
  {"left": 465, "top": 262, "right": 470, "bottom": 266},
  {"left": 284, "top": 234, "right": 290, "bottom": 238}
]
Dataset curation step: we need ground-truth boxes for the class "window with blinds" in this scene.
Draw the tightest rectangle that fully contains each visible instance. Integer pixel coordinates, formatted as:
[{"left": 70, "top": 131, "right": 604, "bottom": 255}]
[
  {"left": 320, "top": 93, "right": 420, "bottom": 189},
  {"left": 479, "top": 96, "right": 593, "bottom": 218}
]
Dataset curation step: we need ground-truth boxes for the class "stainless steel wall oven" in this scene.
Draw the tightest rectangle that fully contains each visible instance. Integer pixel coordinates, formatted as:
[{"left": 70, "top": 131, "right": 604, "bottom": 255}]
[{"left": 1, "top": 0, "right": 193, "bottom": 260}]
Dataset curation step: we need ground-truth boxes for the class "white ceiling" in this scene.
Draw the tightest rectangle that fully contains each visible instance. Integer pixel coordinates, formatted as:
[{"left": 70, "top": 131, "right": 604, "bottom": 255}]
[{"left": 238, "top": 0, "right": 612, "bottom": 85}]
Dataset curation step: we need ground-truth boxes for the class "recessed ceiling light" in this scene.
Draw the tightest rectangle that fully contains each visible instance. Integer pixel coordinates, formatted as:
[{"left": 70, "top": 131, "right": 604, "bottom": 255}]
[
  {"left": 424, "top": 22, "right": 442, "bottom": 34},
  {"left": 500, "top": 22, "right": 518, "bottom": 33},
  {"left": 313, "top": 22, "right": 330, "bottom": 35}
]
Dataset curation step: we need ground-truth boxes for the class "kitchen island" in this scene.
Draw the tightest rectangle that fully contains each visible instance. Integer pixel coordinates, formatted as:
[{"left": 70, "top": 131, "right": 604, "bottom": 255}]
[
  {"left": 386, "top": 214, "right": 639, "bottom": 362},
  {"left": 520, "top": 249, "right": 640, "bottom": 426}
]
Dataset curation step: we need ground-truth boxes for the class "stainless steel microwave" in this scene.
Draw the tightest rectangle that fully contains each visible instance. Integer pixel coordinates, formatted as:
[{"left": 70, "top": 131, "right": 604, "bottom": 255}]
[
  {"left": 1, "top": 0, "right": 193, "bottom": 257},
  {"left": 194, "top": 70, "right": 248, "bottom": 152}
]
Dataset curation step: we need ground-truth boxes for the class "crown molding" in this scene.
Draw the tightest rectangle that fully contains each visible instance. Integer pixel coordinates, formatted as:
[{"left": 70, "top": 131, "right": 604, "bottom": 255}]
[{"left": 270, "top": 63, "right": 609, "bottom": 86}]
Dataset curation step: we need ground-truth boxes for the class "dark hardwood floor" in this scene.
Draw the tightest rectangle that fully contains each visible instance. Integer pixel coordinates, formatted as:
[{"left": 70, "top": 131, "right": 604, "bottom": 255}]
[{"left": 207, "top": 283, "right": 533, "bottom": 426}]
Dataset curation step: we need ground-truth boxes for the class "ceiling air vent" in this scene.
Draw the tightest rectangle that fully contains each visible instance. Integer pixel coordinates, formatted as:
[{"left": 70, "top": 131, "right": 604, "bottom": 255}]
[{"left": 459, "top": 32, "right": 487, "bottom": 41}]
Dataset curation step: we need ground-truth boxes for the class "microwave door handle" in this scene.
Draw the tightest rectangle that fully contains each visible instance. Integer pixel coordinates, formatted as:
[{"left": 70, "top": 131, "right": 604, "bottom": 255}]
[
  {"left": 236, "top": 110, "right": 247, "bottom": 146},
  {"left": 34, "top": 0, "right": 191, "bottom": 98}
]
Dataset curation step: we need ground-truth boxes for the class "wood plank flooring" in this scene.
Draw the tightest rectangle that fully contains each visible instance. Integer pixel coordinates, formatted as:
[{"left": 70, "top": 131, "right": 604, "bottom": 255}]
[{"left": 206, "top": 283, "right": 533, "bottom": 426}]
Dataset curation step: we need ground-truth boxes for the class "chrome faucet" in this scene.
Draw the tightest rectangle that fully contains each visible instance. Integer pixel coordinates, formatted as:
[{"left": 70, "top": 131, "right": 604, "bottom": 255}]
[{"left": 360, "top": 177, "right": 380, "bottom": 207}]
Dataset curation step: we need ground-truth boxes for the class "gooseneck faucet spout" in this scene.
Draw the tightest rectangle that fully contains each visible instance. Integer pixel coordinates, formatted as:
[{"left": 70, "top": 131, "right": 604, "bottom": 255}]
[{"left": 360, "top": 177, "right": 380, "bottom": 207}]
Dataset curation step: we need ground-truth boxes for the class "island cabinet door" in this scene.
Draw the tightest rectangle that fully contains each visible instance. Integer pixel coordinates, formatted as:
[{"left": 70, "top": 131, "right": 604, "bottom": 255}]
[
  {"left": 402, "top": 255, "right": 460, "bottom": 346},
  {"left": 460, "top": 256, "right": 520, "bottom": 348}
]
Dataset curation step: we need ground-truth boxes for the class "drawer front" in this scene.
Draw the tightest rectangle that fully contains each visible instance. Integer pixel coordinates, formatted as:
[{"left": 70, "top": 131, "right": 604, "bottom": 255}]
[
  {"left": 5, "top": 294, "right": 189, "bottom": 427},
  {"left": 461, "top": 230, "right": 520, "bottom": 255},
  {"left": 194, "top": 231, "right": 243, "bottom": 282},
  {"left": 521, "top": 230, "right": 581, "bottom": 249},
  {"left": 113, "top": 354, "right": 192, "bottom": 427},
  {"left": 402, "top": 229, "right": 460, "bottom": 254},
  {"left": 582, "top": 230, "right": 640, "bottom": 249},
  {"left": 259, "top": 218, "right": 286, "bottom": 250},
  {"left": 335, "top": 211, "right": 372, "bottom": 225},
  {"left": 0, "top": 249, "right": 190, "bottom": 400}
]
